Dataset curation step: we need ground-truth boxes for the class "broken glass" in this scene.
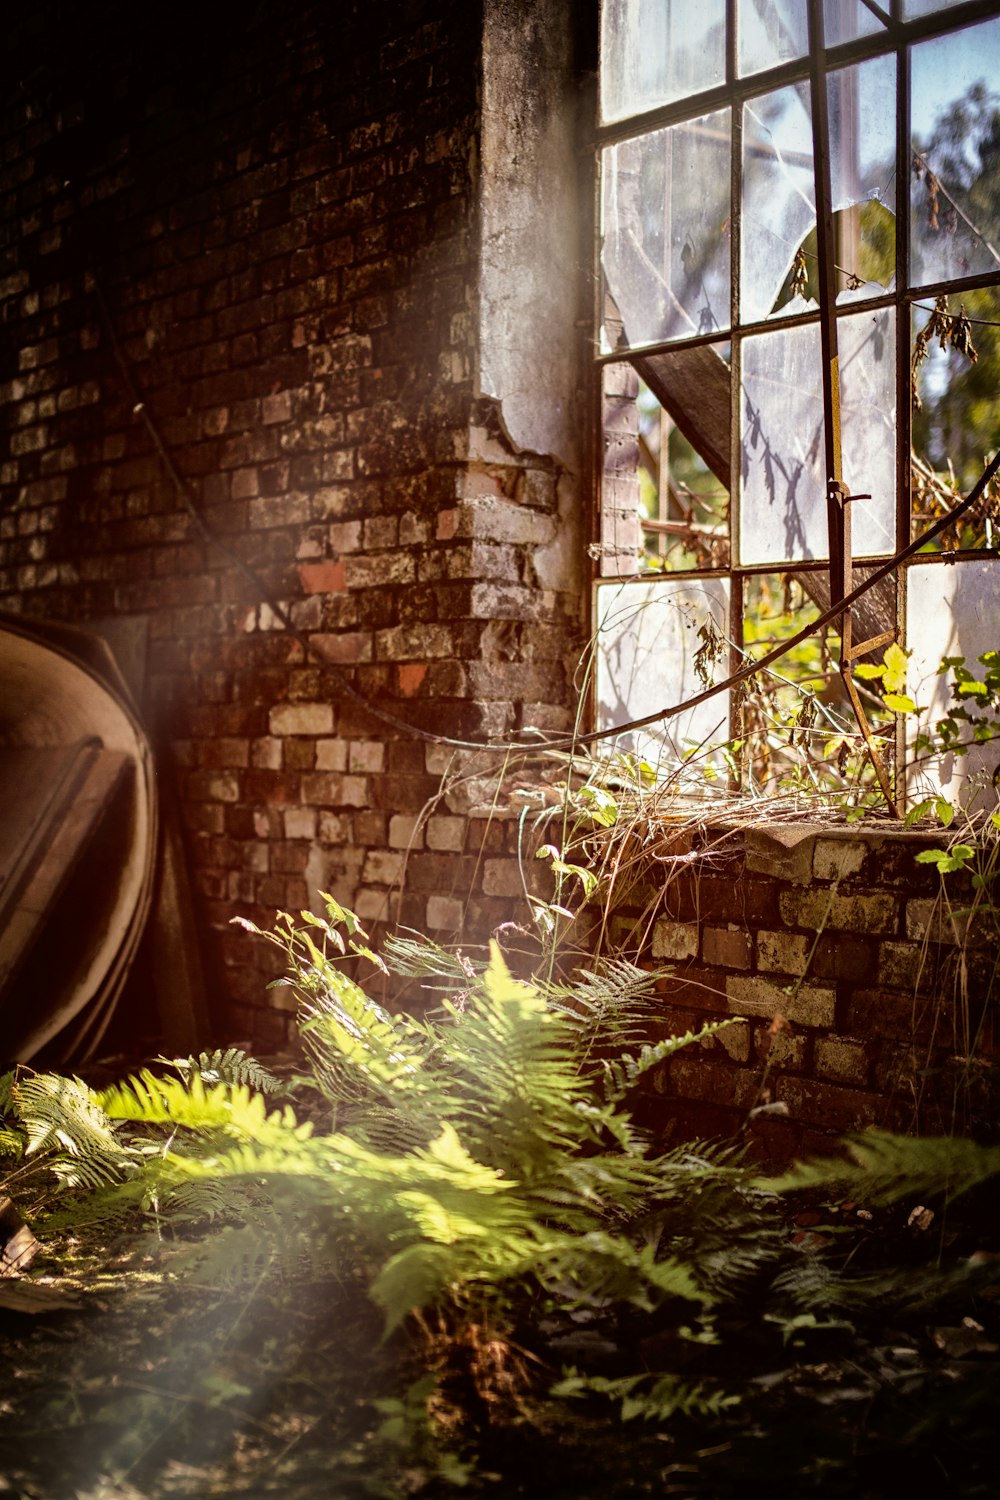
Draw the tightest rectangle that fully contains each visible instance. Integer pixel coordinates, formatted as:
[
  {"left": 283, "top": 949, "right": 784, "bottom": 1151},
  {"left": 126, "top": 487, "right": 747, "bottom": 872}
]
[
  {"left": 601, "top": 110, "right": 731, "bottom": 351},
  {"left": 909, "top": 15, "right": 1000, "bottom": 288},
  {"left": 600, "top": 0, "right": 726, "bottom": 124},
  {"left": 740, "top": 320, "right": 825, "bottom": 564},
  {"left": 910, "top": 286, "right": 1000, "bottom": 546},
  {"left": 906, "top": 558, "right": 1000, "bottom": 811},
  {"left": 829, "top": 54, "right": 896, "bottom": 304},
  {"left": 742, "top": 84, "right": 815, "bottom": 323},
  {"left": 739, "top": 0, "right": 809, "bottom": 79},
  {"left": 595, "top": 577, "right": 731, "bottom": 773}
]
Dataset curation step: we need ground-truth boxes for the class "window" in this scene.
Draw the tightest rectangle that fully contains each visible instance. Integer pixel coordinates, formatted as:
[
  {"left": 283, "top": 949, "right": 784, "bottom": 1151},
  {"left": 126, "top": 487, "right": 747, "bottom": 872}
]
[{"left": 593, "top": 0, "right": 1000, "bottom": 809}]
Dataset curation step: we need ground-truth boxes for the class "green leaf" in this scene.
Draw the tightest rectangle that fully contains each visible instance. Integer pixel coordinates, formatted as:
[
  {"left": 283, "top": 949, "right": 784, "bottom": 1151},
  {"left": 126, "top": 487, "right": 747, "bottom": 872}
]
[
  {"left": 881, "top": 642, "right": 910, "bottom": 694},
  {"left": 935, "top": 798, "right": 955, "bottom": 827},
  {"left": 882, "top": 693, "right": 916, "bottom": 714}
]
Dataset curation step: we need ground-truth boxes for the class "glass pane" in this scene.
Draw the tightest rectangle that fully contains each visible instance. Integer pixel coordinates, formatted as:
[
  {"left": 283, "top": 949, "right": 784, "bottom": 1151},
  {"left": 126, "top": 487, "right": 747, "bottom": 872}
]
[
  {"left": 825, "top": 0, "right": 887, "bottom": 46},
  {"left": 741, "top": 85, "right": 815, "bottom": 324},
  {"left": 910, "top": 15, "right": 1000, "bottom": 288},
  {"left": 905, "top": 559, "right": 1000, "bottom": 813},
  {"left": 740, "top": 321, "right": 825, "bottom": 564},
  {"left": 600, "top": 0, "right": 727, "bottom": 123},
  {"left": 601, "top": 111, "right": 731, "bottom": 350},
  {"left": 911, "top": 287, "right": 1000, "bottom": 547},
  {"left": 598, "top": 361, "right": 645, "bottom": 578},
  {"left": 839, "top": 306, "right": 896, "bottom": 557},
  {"left": 904, "top": 0, "right": 974, "bottom": 17},
  {"left": 829, "top": 54, "right": 897, "bottom": 304},
  {"left": 739, "top": 0, "right": 808, "bottom": 78},
  {"left": 595, "top": 577, "right": 731, "bottom": 775}
]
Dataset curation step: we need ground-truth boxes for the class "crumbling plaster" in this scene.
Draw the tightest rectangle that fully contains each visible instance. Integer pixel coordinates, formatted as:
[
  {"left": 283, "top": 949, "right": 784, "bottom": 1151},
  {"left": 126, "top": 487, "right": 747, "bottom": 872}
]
[{"left": 478, "top": 0, "right": 585, "bottom": 476}]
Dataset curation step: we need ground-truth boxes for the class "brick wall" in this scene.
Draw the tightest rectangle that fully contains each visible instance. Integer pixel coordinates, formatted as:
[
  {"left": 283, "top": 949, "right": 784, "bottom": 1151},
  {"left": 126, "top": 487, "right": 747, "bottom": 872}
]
[
  {"left": 601, "top": 821, "right": 998, "bottom": 1155},
  {"left": 0, "top": 0, "right": 585, "bottom": 1043}
]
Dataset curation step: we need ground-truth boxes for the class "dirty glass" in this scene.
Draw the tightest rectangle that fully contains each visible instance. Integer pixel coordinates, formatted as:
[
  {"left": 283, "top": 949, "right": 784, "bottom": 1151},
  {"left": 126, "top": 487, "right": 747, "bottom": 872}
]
[
  {"left": 838, "top": 306, "right": 896, "bottom": 557},
  {"left": 600, "top": 0, "right": 726, "bottom": 123},
  {"left": 739, "top": 0, "right": 809, "bottom": 79},
  {"left": 602, "top": 110, "right": 731, "bottom": 350},
  {"left": 829, "top": 55, "right": 896, "bottom": 303},
  {"left": 598, "top": 362, "right": 644, "bottom": 578},
  {"left": 904, "top": 0, "right": 977, "bottom": 17},
  {"left": 911, "top": 286, "right": 1000, "bottom": 546},
  {"left": 741, "top": 85, "right": 815, "bottom": 324},
  {"left": 595, "top": 578, "right": 731, "bottom": 770},
  {"left": 740, "top": 321, "right": 825, "bottom": 564},
  {"left": 824, "top": 0, "right": 887, "bottom": 46},
  {"left": 905, "top": 559, "right": 1000, "bottom": 811},
  {"left": 909, "top": 15, "right": 1000, "bottom": 289}
]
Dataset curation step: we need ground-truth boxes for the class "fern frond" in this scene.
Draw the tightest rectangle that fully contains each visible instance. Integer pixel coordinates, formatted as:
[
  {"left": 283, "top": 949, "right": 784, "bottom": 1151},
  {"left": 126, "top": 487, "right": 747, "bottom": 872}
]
[
  {"left": 382, "top": 930, "right": 483, "bottom": 984},
  {"left": 552, "top": 1368, "right": 739, "bottom": 1422},
  {"left": 761, "top": 1131, "right": 1000, "bottom": 1207},
  {"left": 299, "top": 969, "right": 429, "bottom": 1106},
  {"left": 11, "top": 1073, "right": 133, "bottom": 1188},
  {"left": 158, "top": 1048, "right": 283, "bottom": 1094},
  {"left": 601, "top": 1019, "right": 743, "bottom": 1104}
]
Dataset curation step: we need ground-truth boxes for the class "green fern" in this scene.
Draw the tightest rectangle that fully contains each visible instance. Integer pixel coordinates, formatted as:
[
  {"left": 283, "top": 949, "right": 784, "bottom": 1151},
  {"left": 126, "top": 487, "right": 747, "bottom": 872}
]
[
  {"left": 552, "top": 1368, "right": 740, "bottom": 1422},
  {"left": 761, "top": 1130, "right": 1000, "bottom": 1206},
  {"left": 158, "top": 1048, "right": 283, "bottom": 1094}
]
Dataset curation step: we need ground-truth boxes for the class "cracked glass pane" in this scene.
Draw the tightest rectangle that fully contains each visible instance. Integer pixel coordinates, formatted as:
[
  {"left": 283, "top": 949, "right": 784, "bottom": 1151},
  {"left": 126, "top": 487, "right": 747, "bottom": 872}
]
[
  {"left": 739, "top": 0, "right": 808, "bottom": 79},
  {"left": 740, "top": 320, "right": 825, "bottom": 564},
  {"left": 741, "top": 84, "right": 815, "bottom": 324},
  {"left": 906, "top": 559, "right": 1000, "bottom": 811},
  {"left": 739, "top": 309, "right": 895, "bottom": 566},
  {"left": 600, "top": 0, "right": 726, "bottom": 124},
  {"left": 602, "top": 110, "right": 731, "bottom": 351},
  {"left": 909, "top": 14, "right": 1000, "bottom": 288},
  {"left": 829, "top": 54, "right": 896, "bottom": 304},
  {"left": 595, "top": 577, "right": 731, "bottom": 774}
]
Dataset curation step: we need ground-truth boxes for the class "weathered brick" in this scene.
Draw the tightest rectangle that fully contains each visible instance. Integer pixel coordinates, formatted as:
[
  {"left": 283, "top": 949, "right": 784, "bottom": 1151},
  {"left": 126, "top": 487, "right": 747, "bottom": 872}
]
[
  {"left": 776, "top": 1076, "right": 882, "bottom": 1133},
  {"left": 745, "top": 824, "right": 821, "bottom": 884},
  {"left": 815, "top": 1037, "right": 869, "bottom": 1086},
  {"left": 269, "top": 702, "right": 334, "bottom": 736},
  {"left": 726, "top": 975, "right": 836, "bottom": 1028},
  {"left": 389, "top": 813, "right": 423, "bottom": 849},
  {"left": 779, "top": 888, "right": 897, "bottom": 936},
  {"left": 427, "top": 894, "right": 464, "bottom": 930},
  {"left": 426, "top": 815, "right": 467, "bottom": 853},
  {"left": 651, "top": 919, "right": 699, "bottom": 961},
  {"left": 812, "top": 837, "right": 867, "bottom": 882},
  {"left": 701, "top": 925, "right": 751, "bottom": 970},
  {"left": 757, "top": 930, "right": 812, "bottom": 976},
  {"left": 905, "top": 898, "right": 988, "bottom": 947}
]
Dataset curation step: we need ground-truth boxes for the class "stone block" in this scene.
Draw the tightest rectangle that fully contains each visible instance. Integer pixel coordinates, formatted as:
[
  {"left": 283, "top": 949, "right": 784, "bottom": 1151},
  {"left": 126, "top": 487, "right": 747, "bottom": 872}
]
[
  {"left": 652, "top": 919, "right": 699, "bottom": 961},
  {"left": 745, "top": 824, "right": 823, "bottom": 884},
  {"left": 905, "top": 898, "right": 988, "bottom": 947},
  {"left": 702, "top": 925, "right": 751, "bottom": 970},
  {"left": 779, "top": 888, "right": 897, "bottom": 936},
  {"left": 757, "top": 930, "right": 812, "bottom": 976},
  {"left": 812, "top": 837, "right": 867, "bottom": 882},
  {"left": 726, "top": 974, "right": 836, "bottom": 1028},
  {"left": 389, "top": 813, "right": 423, "bottom": 849},
  {"left": 425, "top": 816, "right": 466, "bottom": 852},
  {"left": 269, "top": 702, "right": 334, "bottom": 736},
  {"left": 426, "top": 894, "right": 464, "bottom": 931},
  {"left": 815, "top": 1037, "right": 869, "bottom": 1086},
  {"left": 776, "top": 1077, "right": 882, "bottom": 1133}
]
